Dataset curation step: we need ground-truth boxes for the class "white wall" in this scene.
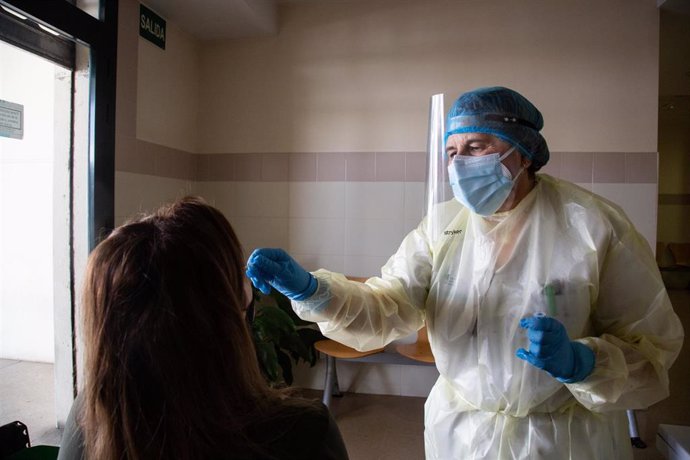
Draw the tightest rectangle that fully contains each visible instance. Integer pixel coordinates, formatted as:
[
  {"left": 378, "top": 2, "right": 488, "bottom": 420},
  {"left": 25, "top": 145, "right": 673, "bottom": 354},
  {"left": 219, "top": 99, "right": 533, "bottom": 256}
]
[
  {"left": 0, "top": 42, "right": 57, "bottom": 362},
  {"left": 115, "top": 171, "right": 194, "bottom": 226},
  {"left": 198, "top": 0, "right": 659, "bottom": 154},
  {"left": 137, "top": 16, "right": 200, "bottom": 153}
]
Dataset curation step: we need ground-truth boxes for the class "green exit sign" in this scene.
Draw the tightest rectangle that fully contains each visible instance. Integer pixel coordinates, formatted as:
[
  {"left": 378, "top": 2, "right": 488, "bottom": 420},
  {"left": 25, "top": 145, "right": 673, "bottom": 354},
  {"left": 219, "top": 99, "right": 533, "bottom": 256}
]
[{"left": 139, "top": 4, "right": 166, "bottom": 49}]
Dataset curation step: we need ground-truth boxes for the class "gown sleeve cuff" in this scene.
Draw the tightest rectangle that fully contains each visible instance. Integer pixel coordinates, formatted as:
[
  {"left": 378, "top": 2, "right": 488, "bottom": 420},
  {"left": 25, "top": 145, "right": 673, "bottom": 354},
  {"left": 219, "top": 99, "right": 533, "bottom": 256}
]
[{"left": 291, "top": 271, "right": 333, "bottom": 320}]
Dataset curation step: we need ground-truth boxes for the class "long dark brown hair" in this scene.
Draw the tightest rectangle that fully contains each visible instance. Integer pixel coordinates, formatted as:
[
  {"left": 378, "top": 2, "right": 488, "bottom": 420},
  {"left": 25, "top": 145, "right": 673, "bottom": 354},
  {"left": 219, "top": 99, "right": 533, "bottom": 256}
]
[{"left": 80, "top": 197, "right": 291, "bottom": 459}]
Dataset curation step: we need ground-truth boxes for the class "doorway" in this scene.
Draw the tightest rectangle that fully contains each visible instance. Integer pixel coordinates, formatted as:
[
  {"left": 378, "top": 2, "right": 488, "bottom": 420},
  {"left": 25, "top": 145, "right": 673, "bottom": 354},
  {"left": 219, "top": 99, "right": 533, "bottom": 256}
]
[
  {"left": 0, "top": 36, "right": 84, "bottom": 446},
  {"left": 0, "top": 0, "right": 117, "bottom": 443}
]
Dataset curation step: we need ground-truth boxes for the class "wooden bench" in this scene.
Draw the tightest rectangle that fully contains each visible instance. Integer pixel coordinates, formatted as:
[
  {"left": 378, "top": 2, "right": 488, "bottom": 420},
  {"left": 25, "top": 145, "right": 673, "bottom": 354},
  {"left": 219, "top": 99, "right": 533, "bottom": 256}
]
[
  {"left": 313, "top": 276, "right": 435, "bottom": 407},
  {"left": 314, "top": 330, "right": 435, "bottom": 407}
]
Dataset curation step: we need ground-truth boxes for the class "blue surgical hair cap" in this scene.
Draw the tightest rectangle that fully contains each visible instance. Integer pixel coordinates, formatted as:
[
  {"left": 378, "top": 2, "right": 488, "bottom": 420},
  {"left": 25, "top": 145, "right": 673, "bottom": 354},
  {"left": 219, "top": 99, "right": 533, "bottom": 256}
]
[{"left": 445, "top": 86, "right": 550, "bottom": 170}]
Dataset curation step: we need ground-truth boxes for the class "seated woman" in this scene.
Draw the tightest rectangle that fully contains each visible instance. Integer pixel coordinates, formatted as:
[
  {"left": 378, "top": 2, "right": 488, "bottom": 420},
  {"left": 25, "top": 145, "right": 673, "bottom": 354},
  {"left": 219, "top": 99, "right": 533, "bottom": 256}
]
[{"left": 58, "top": 197, "right": 349, "bottom": 460}]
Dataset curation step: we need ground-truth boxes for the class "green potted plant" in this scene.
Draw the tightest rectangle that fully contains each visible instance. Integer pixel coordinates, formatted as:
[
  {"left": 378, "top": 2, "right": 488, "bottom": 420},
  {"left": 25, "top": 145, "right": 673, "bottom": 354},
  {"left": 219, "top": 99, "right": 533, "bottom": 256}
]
[{"left": 249, "top": 288, "right": 325, "bottom": 386}]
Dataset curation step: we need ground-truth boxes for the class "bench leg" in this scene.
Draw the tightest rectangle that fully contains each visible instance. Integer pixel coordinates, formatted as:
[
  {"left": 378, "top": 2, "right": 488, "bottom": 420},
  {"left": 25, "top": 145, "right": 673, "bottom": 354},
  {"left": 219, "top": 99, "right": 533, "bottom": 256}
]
[
  {"left": 323, "top": 355, "right": 343, "bottom": 407},
  {"left": 332, "top": 360, "right": 341, "bottom": 397},
  {"left": 627, "top": 409, "right": 647, "bottom": 449}
]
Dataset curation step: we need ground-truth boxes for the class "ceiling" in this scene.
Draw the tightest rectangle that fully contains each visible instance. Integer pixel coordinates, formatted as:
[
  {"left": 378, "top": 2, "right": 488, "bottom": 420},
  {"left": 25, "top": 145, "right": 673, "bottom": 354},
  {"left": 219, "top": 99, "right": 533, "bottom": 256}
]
[
  {"left": 146, "top": 0, "right": 690, "bottom": 41},
  {"left": 143, "top": 0, "right": 357, "bottom": 41},
  {"left": 658, "top": 0, "right": 690, "bottom": 16},
  {"left": 142, "top": 0, "right": 279, "bottom": 40}
]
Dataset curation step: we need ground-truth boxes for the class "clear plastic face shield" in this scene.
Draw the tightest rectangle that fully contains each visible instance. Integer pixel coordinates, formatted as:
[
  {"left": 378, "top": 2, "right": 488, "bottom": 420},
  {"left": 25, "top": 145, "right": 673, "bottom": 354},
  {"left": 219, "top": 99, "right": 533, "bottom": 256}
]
[{"left": 423, "top": 94, "right": 452, "bottom": 242}]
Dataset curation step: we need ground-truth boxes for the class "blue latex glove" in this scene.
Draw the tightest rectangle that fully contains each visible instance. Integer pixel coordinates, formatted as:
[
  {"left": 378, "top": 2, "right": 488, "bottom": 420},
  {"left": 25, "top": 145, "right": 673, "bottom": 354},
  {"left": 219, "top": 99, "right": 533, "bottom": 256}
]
[
  {"left": 245, "top": 248, "right": 317, "bottom": 301},
  {"left": 516, "top": 315, "right": 595, "bottom": 383}
]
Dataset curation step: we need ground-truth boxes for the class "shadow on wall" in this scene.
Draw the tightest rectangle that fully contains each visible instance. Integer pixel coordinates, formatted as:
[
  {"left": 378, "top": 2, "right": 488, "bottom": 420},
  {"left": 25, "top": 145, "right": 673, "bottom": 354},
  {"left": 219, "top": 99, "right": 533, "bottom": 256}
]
[{"left": 657, "top": 242, "right": 690, "bottom": 290}]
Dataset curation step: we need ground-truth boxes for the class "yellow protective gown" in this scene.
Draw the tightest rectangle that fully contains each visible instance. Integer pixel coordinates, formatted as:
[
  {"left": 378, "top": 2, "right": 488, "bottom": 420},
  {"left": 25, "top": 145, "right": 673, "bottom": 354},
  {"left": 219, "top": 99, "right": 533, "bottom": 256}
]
[{"left": 293, "top": 174, "right": 684, "bottom": 460}]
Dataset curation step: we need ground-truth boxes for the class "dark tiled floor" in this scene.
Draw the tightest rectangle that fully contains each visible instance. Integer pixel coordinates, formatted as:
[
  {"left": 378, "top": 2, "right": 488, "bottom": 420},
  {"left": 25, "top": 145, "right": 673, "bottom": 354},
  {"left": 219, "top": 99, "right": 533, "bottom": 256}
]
[
  {"left": 300, "top": 389, "right": 426, "bottom": 460},
  {"left": 1, "top": 290, "right": 688, "bottom": 460}
]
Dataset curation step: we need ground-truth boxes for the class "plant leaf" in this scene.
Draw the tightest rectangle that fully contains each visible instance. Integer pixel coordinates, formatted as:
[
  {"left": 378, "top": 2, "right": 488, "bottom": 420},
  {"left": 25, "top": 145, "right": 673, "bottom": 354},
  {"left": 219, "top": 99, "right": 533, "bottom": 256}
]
[
  {"left": 270, "top": 290, "right": 313, "bottom": 326},
  {"left": 297, "top": 328, "right": 325, "bottom": 365},
  {"left": 276, "top": 348, "right": 293, "bottom": 386},
  {"left": 281, "top": 333, "right": 311, "bottom": 363},
  {"left": 253, "top": 305, "right": 296, "bottom": 342},
  {"left": 254, "top": 340, "right": 280, "bottom": 383},
  {"left": 249, "top": 295, "right": 323, "bottom": 385}
]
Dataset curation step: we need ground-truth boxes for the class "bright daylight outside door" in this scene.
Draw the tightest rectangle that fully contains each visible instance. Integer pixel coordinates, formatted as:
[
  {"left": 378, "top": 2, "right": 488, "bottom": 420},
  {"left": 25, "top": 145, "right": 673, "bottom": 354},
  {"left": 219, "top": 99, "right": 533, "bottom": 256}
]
[{"left": 0, "top": 27, "right": 90, "bottom": 440}]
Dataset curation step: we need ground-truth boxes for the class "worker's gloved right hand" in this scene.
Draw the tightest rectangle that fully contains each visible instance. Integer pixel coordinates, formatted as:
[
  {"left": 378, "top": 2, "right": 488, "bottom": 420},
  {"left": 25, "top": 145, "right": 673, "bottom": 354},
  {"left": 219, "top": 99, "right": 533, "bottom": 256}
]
[{"left": 246, "top": 248, "right": 317, "bottom": 301}]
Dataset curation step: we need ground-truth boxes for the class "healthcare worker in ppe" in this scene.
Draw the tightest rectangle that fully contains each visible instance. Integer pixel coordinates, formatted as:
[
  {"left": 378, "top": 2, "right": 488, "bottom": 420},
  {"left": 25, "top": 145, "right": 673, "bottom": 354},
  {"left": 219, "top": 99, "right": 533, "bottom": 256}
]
[{"left": 246, "top": 86, "right": 684, "bottom": 460}]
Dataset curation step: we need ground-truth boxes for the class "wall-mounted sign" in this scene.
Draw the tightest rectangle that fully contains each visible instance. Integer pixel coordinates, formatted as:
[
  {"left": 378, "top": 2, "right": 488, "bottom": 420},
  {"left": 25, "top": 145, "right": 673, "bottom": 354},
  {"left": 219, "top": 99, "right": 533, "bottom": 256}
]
[
  {"left": 139, "top": 4, "right": 166, "bottom": 50},
  {"left": 0, "top": 99, "right": 23, "bottom": 140}
]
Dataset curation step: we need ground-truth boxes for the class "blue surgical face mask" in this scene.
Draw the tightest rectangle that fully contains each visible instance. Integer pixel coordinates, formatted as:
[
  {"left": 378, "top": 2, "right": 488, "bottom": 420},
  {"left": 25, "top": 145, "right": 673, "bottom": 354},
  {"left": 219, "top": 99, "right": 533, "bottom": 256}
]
[{"left": 447, "top": 146, "right": 524, "bottom": 216}]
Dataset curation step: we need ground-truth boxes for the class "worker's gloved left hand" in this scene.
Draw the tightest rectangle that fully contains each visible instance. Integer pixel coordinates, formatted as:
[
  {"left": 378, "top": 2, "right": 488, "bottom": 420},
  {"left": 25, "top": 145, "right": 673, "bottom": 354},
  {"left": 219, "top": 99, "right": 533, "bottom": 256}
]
[
  {"left": 516, "top": 315, "right": 595, "bottom": 383},
  {"left": 246, "top": 248, "right": 317, "bottom": 301}
]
